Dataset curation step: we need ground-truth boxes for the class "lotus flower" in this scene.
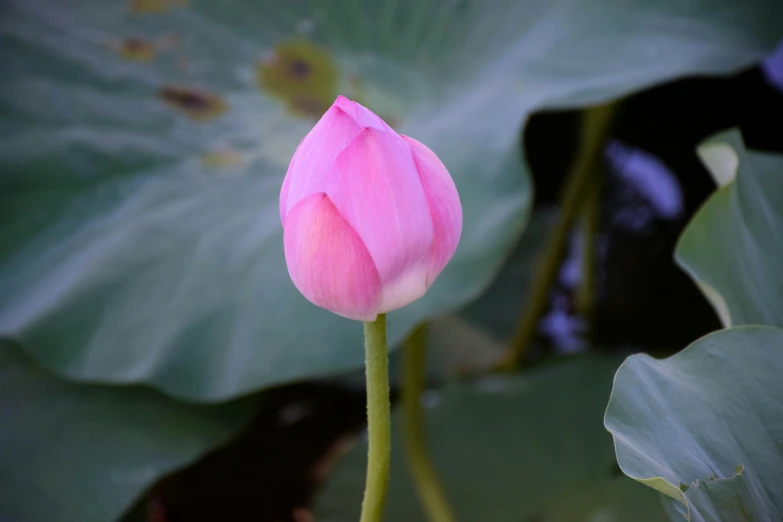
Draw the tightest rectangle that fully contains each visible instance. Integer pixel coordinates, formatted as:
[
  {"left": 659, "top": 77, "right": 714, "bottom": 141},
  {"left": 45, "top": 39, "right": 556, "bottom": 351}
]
[{"left": 280, "top": 96, "right": 462, "bottom": 321}]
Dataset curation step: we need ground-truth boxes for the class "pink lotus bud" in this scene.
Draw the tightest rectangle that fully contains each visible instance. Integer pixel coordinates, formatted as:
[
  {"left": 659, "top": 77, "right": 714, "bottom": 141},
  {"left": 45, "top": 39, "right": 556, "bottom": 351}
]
[{"left": 280, "top": 96, "right": 462, "bottom": 321}]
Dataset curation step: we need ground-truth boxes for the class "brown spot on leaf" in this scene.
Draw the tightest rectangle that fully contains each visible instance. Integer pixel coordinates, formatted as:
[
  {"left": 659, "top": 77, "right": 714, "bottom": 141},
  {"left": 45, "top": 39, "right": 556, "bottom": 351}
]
[
  {"left": 288, "top": 59, "right": 311, "bottom": 79},
  {"left": 131, "top": 0, "right": 187, "bottom": 13},
  {"left": 257, "top": 40, "right": 338, "bottom": 119},
  {"left": 201, "top": 149, "right": 244, "bottom": 169},
  {"left": 158, "top": 86, "right": 227, "bottom": 121},
  {"left": 119, "top": 37, "right": 156, "bottom": 61},
  {"left": 289, "top": 95, "right": 331, "bottom": 119}
]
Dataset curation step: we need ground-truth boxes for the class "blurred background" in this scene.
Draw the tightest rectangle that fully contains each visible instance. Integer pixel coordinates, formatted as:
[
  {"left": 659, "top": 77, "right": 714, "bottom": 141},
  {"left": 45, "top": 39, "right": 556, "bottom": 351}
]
[{"left": 1, "top": 1, "right": 783, "bottom": 521}]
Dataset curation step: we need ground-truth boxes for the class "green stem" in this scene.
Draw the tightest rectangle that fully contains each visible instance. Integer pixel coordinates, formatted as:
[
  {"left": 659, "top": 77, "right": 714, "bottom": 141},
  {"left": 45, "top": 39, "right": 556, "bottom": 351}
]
[
  {"left": 575, "top": 165, "right": 603, "bottom": 332},
  {"left": 402, "top": 325, "right": 456, "bottom": 522},
  {"left": 360, "top": 314, "right": 391, "bottom": 522},
  {"left": 501, "top": 102, "right": 616, "bottom": 370}
]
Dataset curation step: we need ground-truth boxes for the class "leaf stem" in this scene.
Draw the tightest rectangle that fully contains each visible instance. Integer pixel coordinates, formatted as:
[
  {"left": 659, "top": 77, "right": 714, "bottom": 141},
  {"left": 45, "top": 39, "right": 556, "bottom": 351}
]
[
  {"left": 402, "top": 325, "right": 456, "bottom": 522},
  {"left": 361, "top": 314, "right": 391, "bottom": 522},
  {"left": 575, "top": 165, "right": 603, "bottom": 335},
  {"left": 500, "top": 102, "right": 616, "bottom": 370}
]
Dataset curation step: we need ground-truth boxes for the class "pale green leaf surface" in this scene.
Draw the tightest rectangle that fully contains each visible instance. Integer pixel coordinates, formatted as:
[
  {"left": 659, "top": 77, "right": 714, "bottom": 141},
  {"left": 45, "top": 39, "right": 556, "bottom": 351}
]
[
  {"left": 605, "top": 326, "right": 783, "bottom": 522},
  {"left": 676, "top": 130, "right": 783, "bottom": 328},
  {"left": 0, "top": 341, "right": 258, "bottom": 522},
  {"left": 2, "top": 1, "right": 782, "bottom": 400},
  {"left": 315, "top": 357, "right": 667, "bottom": 521}
]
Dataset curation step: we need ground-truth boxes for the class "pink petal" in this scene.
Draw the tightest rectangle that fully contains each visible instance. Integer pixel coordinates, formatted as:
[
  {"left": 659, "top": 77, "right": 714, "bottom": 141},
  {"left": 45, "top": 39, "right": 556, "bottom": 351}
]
[
  {"left": 402, "top": 135, "right": 462, "bottom": 281},
  {"left": 333, "top": 95, "right": 394, "bottom": 133},
  {"left": 279, "top": 164, "right": 291, "bottom": 224},
  {"left": 324, "top": 128, "right": 434, "bottom": 312},
  {"left": 283, "top": 192, "right": 382, "bottom": 321},
  {"left": 281, "top": 104, "right": 363, "bottom": 223}
]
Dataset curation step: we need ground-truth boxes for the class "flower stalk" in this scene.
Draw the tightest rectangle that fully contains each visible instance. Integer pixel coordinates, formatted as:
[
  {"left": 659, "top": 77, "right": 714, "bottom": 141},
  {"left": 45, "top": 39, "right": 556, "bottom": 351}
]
[
  {"left": 360, "top": 314, "right": 391, "bottom": 522},
  {"left": 575, "top": 165, "right": 603, "bottom": 334},
  {"left": 403, "top": 325, "right": 456, "bottom": 522},
  {"left": 501, "top": 101, "right": 617, "bottom": 369}
]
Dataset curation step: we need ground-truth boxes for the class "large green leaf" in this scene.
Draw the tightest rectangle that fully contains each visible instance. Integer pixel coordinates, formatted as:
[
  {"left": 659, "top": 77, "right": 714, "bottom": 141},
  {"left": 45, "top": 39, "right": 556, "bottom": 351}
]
[
  {"left": 456, "top": 208, "right": 555, "bottom": 344},
  {"left": 405, "top": 210, "right": 553, "bottom": 382},
  {"left": 604, "top": 326, "right": 783, "bottom": 521},
  {"left": 0, "top": 341, "right": 257, "bottom": 522},
  {"left": 315, "top": 357, "right": 667, "bottom": 521},
  {"left": 2, "top": 1, "right": 782, "bottom": 401},
  {"left": 676, "top": 130, "right": 783, "bottom": 328}
]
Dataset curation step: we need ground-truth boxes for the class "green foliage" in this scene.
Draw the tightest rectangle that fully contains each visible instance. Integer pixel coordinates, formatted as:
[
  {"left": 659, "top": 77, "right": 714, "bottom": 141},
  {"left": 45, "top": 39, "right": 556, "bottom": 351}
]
[
  {"left": 676, "top": 130, "right": 783, "bottom": 328},
  {"left": 0, "top": 341, "right": 258, "bottom": 522},
  {"left": 2, "top": 0, "right": 782, "bottom": 401},
  {"left": 315, "top": 356, "right": 667, "bottom": 521},
  {"left": 607, "top": 132, "right": 783, "bottom": 520},
  {"left": 2, "top": 2, "right": 783, "bottom": 520},
  {"left": 605, "top": 327, "right": 783, "bottom": 522}
]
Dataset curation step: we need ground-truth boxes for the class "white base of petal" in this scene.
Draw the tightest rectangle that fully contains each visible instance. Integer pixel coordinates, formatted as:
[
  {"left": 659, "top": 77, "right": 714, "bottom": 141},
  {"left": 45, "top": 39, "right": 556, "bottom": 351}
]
[{"left": 377, "top": 268, "right": 429, "bottom": 314}]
